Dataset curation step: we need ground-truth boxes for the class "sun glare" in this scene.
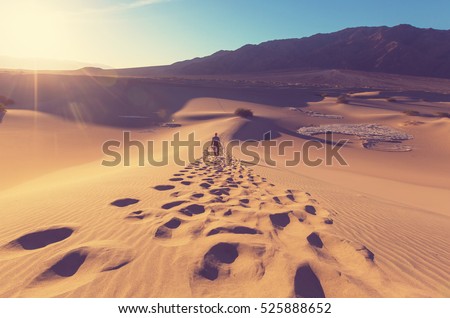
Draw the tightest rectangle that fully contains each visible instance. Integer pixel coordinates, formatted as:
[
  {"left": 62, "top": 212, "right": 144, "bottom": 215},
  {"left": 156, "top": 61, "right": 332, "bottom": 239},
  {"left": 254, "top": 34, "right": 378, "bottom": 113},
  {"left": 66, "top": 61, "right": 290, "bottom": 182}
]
[{"left": 3, "top": 2, "right": 67, "bottom": 60}]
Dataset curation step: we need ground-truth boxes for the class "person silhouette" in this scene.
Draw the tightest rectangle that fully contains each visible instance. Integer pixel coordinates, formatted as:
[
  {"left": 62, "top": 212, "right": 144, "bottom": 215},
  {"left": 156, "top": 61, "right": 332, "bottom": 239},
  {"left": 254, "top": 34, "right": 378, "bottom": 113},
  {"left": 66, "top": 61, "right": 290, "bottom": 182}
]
[{"left": 211, "top": 132, "right": 221, "bottom": 156}]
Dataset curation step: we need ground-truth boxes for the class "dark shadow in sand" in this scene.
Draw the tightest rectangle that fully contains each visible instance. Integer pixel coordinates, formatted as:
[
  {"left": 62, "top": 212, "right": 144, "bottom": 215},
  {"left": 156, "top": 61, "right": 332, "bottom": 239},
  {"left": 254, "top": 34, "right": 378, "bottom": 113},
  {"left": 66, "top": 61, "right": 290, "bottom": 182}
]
[
  {"left": 294, "top": 264, "right": 325, "bottom": 298},
  {"left": 179, "top": 204, "right": 205, "bottom": 216},
  {"left": 154, "top": 185, "right": 175, "bottom": 191},
  {"left": 305, "top": 205, "right": 316, "bottom": 215},
  {"left": 207, "top": 226, "right": 261, "bottom": 236},
  {"left": 111, "top": 198, "right": 139, "bottom": 207},
  {"left": 161, "top": 201, "right": 186, "bottom": 210},
  {"left": 3, "top": 73, "right": 322, "bottom": 128},
  {"left": 307, "top": 232, "right": 324, "bottom": 248},
  {"left": 15, "top": 227, "right": 74, "bottom": 250},
  {"left": 49, "top": 251, "right": 87, "bottom": 277},
  {"left": 269, "top": 213, "right": 291, "bottom": 228},
  {"left": 199, "top": 243, "right": 239, "bottom": 281}
]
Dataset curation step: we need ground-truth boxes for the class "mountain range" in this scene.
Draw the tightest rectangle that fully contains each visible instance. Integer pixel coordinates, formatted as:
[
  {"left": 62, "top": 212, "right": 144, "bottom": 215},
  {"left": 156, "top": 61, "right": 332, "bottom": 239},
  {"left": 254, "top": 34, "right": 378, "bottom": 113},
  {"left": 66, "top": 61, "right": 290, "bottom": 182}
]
[{"left": 113, "top": 24, "right": 450, "bottom": 79}]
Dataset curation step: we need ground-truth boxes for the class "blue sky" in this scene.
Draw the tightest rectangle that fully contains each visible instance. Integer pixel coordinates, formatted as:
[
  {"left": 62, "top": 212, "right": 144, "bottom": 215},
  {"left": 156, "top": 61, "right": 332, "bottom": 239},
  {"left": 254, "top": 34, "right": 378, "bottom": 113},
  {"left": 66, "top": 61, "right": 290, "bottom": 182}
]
[{"left": 1, "top": 0, "right": 449, "bottom": 69}]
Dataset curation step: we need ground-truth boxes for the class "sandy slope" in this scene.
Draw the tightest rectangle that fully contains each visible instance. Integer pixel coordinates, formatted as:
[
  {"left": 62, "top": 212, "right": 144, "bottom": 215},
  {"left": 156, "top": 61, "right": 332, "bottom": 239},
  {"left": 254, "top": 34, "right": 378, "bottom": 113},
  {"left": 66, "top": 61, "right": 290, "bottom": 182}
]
[
  {"left": 0, "top": 95, "right": 449, "bottom": 297},
  {"left": 0, "top": 110, "right": 126, "bottom": 191}
]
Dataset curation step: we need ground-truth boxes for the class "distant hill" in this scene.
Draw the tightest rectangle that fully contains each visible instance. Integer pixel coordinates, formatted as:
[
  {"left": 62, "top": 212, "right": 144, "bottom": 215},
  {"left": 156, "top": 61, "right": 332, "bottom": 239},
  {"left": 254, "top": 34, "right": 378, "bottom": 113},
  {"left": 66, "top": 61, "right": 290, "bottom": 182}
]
[
  {"left": 115, "top": 24, "right": 450, "bottom": 79},
  {"left": 0, "top": 56, "right": 110, "bottom": 71}
]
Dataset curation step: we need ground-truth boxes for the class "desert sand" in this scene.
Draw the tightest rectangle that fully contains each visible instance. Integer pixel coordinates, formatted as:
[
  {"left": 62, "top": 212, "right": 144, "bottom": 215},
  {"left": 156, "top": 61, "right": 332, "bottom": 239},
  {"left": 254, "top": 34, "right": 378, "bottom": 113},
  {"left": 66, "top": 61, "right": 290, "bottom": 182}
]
[{"left": 0, "top": 76, "right": 449, "bottom": 297}]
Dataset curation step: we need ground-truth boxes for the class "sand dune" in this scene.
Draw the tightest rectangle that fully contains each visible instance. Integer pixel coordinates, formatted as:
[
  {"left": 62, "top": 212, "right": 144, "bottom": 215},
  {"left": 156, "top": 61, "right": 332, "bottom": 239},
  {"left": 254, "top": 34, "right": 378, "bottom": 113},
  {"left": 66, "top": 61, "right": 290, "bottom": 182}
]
[
  {"left": 0, "top": 110, "right": 125, "bottom": 190},
  {"left": 0, "top": 72, "right": 324, "bottom": 127},
  {"left": 0, "top": 91, "right": 449, "bottom": 297},
  {"left": 0, "top": 156, "right": 393, "bottom": 297}
]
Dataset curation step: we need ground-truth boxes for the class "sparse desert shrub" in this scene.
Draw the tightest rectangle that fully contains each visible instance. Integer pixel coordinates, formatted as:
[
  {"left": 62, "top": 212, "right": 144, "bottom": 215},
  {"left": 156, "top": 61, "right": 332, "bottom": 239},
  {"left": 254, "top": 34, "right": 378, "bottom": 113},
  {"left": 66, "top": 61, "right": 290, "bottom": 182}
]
[
  {"left": 0, "top": 96, "right": 14, "bottom": 122},
  {"left": 0, "top": 96, "right": 14, "bottom": 106},
  {"left": 403, "top": 110, "right": 420, "bottom": 116},
  {"left": 387, "top": 97, "right": 397, "bottom": 102},
  {"left": 0, "top": 104, "right": 6, "bottom": 123},
  {"left": 336, "top": 94, "right": 348, "bottom": 104},
  {"left": 234, "top": 108, "right": 253, "bottom": 118},
  {"left": 315, "top": 92, "right": 328, "bottom": 98},
  {"left": 436, "top": 112, "right": 450, "bottom": 118}
]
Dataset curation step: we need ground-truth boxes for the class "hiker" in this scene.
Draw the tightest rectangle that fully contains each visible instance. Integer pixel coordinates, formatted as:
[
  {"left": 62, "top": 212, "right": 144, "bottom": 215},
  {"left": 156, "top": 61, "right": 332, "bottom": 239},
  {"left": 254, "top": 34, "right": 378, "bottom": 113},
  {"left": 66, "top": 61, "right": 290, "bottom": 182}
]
[{"left": 211, "top": 132, "right": 221, "bottom": 156}]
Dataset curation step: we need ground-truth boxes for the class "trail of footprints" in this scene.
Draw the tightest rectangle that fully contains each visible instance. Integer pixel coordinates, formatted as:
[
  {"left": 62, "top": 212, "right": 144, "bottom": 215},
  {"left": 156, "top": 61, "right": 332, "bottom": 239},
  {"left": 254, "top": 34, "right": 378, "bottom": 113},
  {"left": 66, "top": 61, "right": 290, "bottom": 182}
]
[
  {"left": 0, "top": 222, "right": 135, "bottom": 296},
  {"left": 0, "top": 197, "right": 142, "bottom": 295},
  {"left": 124, "top": 158, "right": 375, "bottom": 297},
  {"left": 1, "top": 157, "right": 375, "bottom": 297}
]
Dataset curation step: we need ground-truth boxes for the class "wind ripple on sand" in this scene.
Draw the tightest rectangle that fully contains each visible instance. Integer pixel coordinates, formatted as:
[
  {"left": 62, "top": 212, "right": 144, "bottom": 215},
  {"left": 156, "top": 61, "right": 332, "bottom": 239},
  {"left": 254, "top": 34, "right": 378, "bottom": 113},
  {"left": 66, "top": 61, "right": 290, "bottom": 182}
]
[
  {"left": 0, "top": 156, "right": 429, "bottom": 297},
  {"left": 133, "top": 158, "right": 390, "bottom": 297}
]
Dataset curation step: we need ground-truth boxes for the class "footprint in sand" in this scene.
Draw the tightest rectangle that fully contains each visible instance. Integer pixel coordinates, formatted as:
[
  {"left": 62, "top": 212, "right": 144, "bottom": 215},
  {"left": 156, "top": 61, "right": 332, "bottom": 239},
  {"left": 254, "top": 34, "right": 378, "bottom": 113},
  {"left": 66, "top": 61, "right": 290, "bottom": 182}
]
[
  {"left": 24, "top": 243, "right": 135, "bottom": 297},
  {"left": 200, "top": 183, "right": 212, "bottom": 189},
  {"left": 207, "top": 226, "right": 261, "bottom": 236},
  {"left": 209, "top": 188, "right": 230, "bottom": 196},
  {"left": 154, "top": 227, "right": 171, "bottom": 238},
  {"left": 161, "top": 201, "right": 187, "bottom": 209},
  {"left": 199, "top": 243, "right": 239, "bottom": 280},
  {"left": 304, "top": 205, "right": 317, "bottom": 215},
  {"left": 273, "top": 196, "right": 282, "bottom": 205},
  {"left": 297, "top": 212, "right": 308, "bottom": 223},
  {"left": 324, "top": 218, "right": 334, "bottom": 224},
  {"left": 202, "top": 178, "right": 215, "bottom": 184},
  {"left": 111, "top": 198, "right": 140, "bottom": 207},
  {"left": 308, "top": 232, "right": 376, "bottom": 271},
  {"left": 164, "top": 218, "right": 182, "bottom": 229},
  {"left": 169, "top": 177, "right": 184, "bottom": 182},
  {"left": 355, "top": 244, "right": 375, "bottom": 261},
  {"left": 294, "top": 264, "right": 325, "bottom": 298},
  {"left": 5, "top": 227, "right": 74, "bottom": 250},
  {"left": 154, "top": 185, "right": 176, "bottom": 191},
  {"left": 125, "top": 210, "right": 153, "bottom": 221},
  {"left": 239, "top": 198, "right": 250, "bottom": 206},
  {"left": 154, "top": 218, "right": 183, "bottom": 239},
  {"left": 179, "top": 204, "right": 206, "bottom": 216},
  {"left": 269, "top": 212, "right": 291, "bottom": 228},
  {"left": 46, "top": 250, "right": 87, "bottom": 277},
  {"left": 306, "top": 232, "right": 324, "bottom": 248},
  {"left": 286, "top": 191, "right": 296, "bottom": 201}
]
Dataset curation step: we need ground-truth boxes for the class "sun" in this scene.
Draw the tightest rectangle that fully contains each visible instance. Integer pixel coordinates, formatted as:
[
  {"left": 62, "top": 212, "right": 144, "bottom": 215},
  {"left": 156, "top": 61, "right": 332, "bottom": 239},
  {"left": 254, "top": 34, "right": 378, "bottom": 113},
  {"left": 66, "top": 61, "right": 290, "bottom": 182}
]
[{"left": 2, "top": 1, "right": 67, "bottom": 59}]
